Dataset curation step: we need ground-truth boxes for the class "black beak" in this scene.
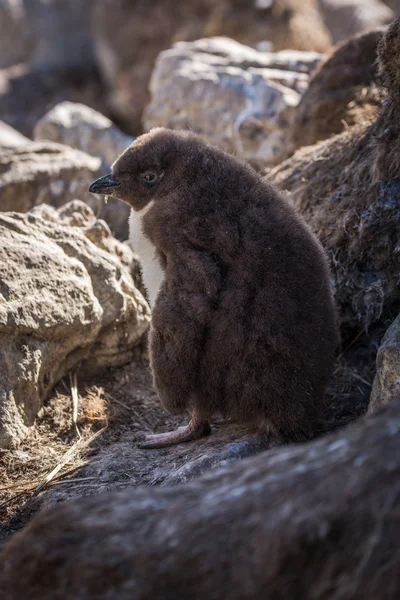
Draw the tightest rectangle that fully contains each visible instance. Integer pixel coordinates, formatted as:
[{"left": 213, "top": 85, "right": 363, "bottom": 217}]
[{"left": 89, "top": 174, "right": 120, "bottom": 195}]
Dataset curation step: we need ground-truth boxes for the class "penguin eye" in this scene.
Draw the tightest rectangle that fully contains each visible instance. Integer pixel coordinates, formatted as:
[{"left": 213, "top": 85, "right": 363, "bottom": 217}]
[
  {"left": 139, "top": 171, "right": 158, "bottom": 187},
  {"left": 140, "top": 172, "right": 158, "bottom": 187}
]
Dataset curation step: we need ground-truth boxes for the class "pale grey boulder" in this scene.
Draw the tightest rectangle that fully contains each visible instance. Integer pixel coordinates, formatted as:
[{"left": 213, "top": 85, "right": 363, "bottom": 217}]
[
  {"left": 143, "top": 37, "right": 322, "bottom": 168},
  {"left": 0, "top": 120, "right": 30, "bottom": 148},
  {"left": 0, "top": 141, "right": 101, "bottom": 213},
  {"left": 0, "top": 200, "right": 150, "bottom": 447},
  {"left": 34, "top": 102, "right": 133, "bottom": 171},
  {"left": 33, "top": 102, "right": 133, "bottom": 238}
]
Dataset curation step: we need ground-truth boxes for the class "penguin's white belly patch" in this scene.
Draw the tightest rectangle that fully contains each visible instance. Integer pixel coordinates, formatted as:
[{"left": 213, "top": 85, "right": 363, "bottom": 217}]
[{"left": 129, "top": 205, "right": 164, "bottom": 307}]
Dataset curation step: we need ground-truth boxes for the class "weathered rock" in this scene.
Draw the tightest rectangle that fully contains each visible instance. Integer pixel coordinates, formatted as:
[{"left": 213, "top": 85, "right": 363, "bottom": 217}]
[
  {"left": 0, "top": 141, "right": 100, "bottom": 213},
  {"left": 0, "top": 120, "right": 30, "bottom": 148},
  {"left": 0, "top": 200, "right": 150, "bottom": 447},
  {"left": 286, "top": 29, "right": 385, "bottom": 156},
  {"left": 33, "top": 102, "right": 133, "bottom": 238},
  {"left": 33, "top": 102, "right": 132, "bottom": 238},
  {"left": 207, "top": 1, "right": 331, "bottom": 53},
  {"left": 0, "top": 0, "right": 94, "bottom": 71},
  {"left": 369, "top": 314, "right": 400, "bottom": 413},
  {"left": 383, "top": 1, "right": 400, "bottom": 11},
  {"left": 31, "top": 422, "right": 278, "bottom": 513},
  {"left": 267, "top": 17, "right": 400, "bottom": 336},
  {"left": 317, "top": 0, "right": 393, "bottom": 44},
  {"left": 91, "top": 0, "right": 331, "bottom": 132},
  {"left": 0, "top": 0, "right": 31, "bottom": 69},
  {"left": 28, "top": 0, "right": 94, "bottom": 71},
  {"left": 0, "top": 322, "right": 372, "bottom": 534},
  {"left": 34, "top": 102, "right": 133, "bottom": 170},
  {"left": 1, "top": 396, "right": 399, "bottom": 599},
  {"left": 144, "top": 37, "right": 322, "bottom": 168},
  {"left": 0, "top": 63, "right": 107, "bottom": 138}
]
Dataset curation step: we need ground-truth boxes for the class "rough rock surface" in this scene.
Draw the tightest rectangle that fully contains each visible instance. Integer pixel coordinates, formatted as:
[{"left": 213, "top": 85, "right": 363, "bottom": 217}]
[
  {"left": 34, "top": 102, "right": 133, "bottom": 238},
  {"left": 0, "top": 0, "right": 31, "bottom": 69},
  {"left": 0, "top": 63, "right": 107, "bottom": 138},
  {"left": 268, "top": 18, "right": 400, "bottom": 336},
  {"left": 0, "top": 141, "right": 100, "bottom": 213},
  {"left": 1, "top": 397, "right": 399, "bottom": 599},
  {"left": 0, "top": 0, "right": 94, "bottom": 71},
  {"left": 34, "top": 421, "right": 278, "bottom": 511},
  {"left": 0, "top": 319, "right": 374, "bottom": 540},
  {"left": 0, "top": 201, "right": 150, "bottom": 447},
  {"left": 0, "top": 2, "right": 110, "bottom": 140},
  {"left": 317, "top": 0, "right": 393, "bottom": 44},
  {"left": 91, "top": 0, "right": 331, "bottom": 132},
  {"left": 383, "top": 1, "right": 400, "bottom": 11},
  {"left": 286, "top": 29, "right": 385, "bottom": 156},
  {"left": 369, "top": 314, "right": 400, "bottom": 413},
  {"left": 144, "top": 37, "right": 322, "bottom": 168},
  {"left": 0, "top": 120, "right": 30, "bottom": 148},
  {"left": 34, "top": 102, "right": 133, "bottom": 170}
]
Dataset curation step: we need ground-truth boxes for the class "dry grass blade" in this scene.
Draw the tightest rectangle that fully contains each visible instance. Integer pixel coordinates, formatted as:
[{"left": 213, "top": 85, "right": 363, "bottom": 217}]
[
  {"left": 70, "top": 371, "right": 81, "bottom": 438},
  {"left": 33, "top": 427, "right": 106, "bottom": 496},
  {"left": 349, "top": 371, "right": 372, "bottom": 388},
  {"left": 47, "top": 476, "right": 96, "bottom": 487},
  {"left": 0, "top": 490, "right": 29, "bottom": 512},
  {"left": 0, "top": 479, "right": 42, "bottom": 492},
  {"left": 104, "top": 392, "right": 134, "bottom": 413}
]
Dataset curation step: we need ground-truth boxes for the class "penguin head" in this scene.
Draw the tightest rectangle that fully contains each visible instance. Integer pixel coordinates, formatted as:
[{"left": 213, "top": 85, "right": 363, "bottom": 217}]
[{"left": 89, "top": 127, "right": 186, "bottom": 212}]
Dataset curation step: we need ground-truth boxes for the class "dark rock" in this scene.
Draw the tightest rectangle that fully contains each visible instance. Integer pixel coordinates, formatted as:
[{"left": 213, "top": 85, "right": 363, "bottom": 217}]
[
  {"left": 268, "top": 18, "right": 400, "bottom": 338},
  {"left": 286, "top": 28, "right": 385, "bottom": 156},
  {"left": 317, "top": 0, "right": 393, "bottom": 45},
  {"left": 1, "top": 397, "right": 399, "bottom": 599}
]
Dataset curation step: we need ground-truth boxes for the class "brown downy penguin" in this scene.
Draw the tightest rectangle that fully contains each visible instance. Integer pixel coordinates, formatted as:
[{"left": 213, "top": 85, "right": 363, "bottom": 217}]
[{"left": 89, "top": 128, "right": 339, "bottom": 449}]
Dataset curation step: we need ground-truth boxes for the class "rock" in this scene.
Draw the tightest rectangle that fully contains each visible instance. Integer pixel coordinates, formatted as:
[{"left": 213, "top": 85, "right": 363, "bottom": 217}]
[
  {"left": 383, "top": 1, "right": 400, "bottom": 10},
  {"left": 0, "top": 2, "right": 110, "bottom": 142},
  {"left": 31, "top": 422, "right": 278, "bottom": 513},
  {"left": 317, "top": 0, "right": 393, "bottom": 44},
  {"left": 267, "top": 17, "right": 400, "bottom": 336},
  {"left": 0, "top": 141, "right": 100, "bottom": 213},
  {"left": 34, "top": 102, "right": 133, "bottom": 238},
  {"left": 0, "top": 0, "right": 31, "bottom": 69},
  {"left": 0, "top": 200, "right": 150, "bottom": 447},
  {"left": 383, "top": 1, "right": 400, "bottom": 11},
  {"left": 0, "top": 323, "right": 373, "bottom": 529},
  {"left": 0, "top": 63, "right": 107, "bottom": 138},
  {"left": 0, "top": 120, "right": 30, "bottom": 148},
  {"left": 26, "top": 0, "right": 94, "bottom": 71},
  {"left": 34, "top": 102, "right": 133, "bottom": 170},
  {"left": 0, "top": 0, "right": 94, "bottom": 71},
  {"left": 91, "top": 0, "right": 331, "bottom": 132},
  {"left": 369, "top": 314, "right": 400, "bottom": 413},
  {"left": 206, "top": 1, "right": 331, "bottom": 53},
  {"left": 1, "top": 396, "right": 399, "bottom": 599},
  {"left": 286, "top": 29, "right": 385, "bottom": 156},
  {"left": 144, "top": 37, "right": 322, "bottom": 168}
]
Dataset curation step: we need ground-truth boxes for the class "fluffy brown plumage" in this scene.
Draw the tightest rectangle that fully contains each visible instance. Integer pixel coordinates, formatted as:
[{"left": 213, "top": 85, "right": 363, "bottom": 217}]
[{"left": 89, "top": 127, "right": 339, "bottom": 448}]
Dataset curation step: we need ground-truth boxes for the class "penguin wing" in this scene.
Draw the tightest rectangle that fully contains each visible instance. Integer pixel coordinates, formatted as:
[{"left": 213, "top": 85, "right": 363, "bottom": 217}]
[{"left": 149, "top": 248, "right": 223, "bottom": 414}]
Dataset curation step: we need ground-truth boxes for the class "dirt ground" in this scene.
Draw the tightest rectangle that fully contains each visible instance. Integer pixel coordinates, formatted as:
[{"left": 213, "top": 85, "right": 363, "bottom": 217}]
[{"left": 0, "top": 332, "right": 375, "bottom": 546}]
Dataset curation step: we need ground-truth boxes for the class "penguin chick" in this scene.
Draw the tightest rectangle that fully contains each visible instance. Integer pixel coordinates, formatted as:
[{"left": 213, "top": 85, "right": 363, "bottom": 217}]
[{"left": 89, "top": 128, "right": 339, "bottom": 449}]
